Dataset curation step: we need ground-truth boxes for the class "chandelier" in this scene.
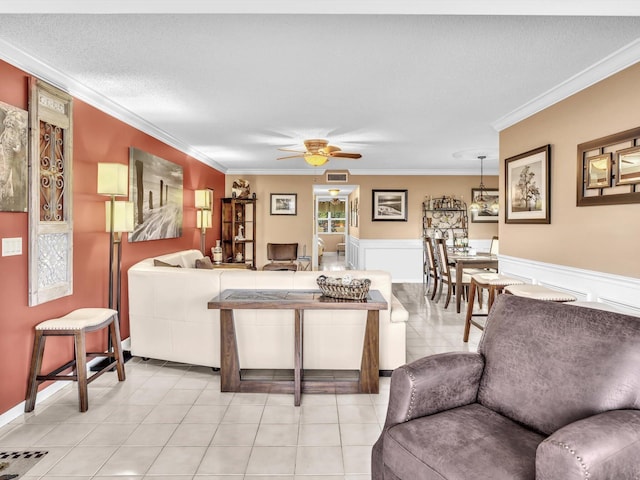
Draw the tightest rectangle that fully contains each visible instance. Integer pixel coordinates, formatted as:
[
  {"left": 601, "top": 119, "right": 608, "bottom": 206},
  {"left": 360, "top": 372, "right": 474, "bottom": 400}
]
[{"left": 469, "top": 155, "right": 499, "bottom": 214}]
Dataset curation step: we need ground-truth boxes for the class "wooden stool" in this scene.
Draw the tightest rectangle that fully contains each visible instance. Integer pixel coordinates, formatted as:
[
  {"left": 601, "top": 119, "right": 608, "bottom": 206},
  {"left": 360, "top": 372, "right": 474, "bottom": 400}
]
[
  {"left": 464, "top": 273, "right": 525, "bottom": 342},
  {"left": 504, "top": 284, "right": 577, "bottom": 302},
  {"left": 25, "top": 308, "right": 126, "bottom": 413}
]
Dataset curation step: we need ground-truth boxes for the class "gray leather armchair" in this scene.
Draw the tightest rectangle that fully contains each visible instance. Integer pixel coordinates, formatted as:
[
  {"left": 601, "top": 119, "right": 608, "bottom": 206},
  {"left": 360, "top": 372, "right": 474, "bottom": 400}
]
[{"left": 372, "top": 295, "right": 640, "bottom": 479}]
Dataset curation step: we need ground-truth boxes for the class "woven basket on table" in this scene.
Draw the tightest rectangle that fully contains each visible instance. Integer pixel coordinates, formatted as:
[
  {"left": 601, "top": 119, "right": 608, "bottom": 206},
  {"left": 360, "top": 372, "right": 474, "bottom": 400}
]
[{"left": 316, "top": 275, "right": 371, "bottom": 300}]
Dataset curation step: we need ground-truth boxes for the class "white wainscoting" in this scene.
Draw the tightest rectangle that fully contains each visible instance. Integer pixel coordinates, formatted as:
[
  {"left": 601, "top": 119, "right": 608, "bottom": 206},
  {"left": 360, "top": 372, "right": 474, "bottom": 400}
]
[
  {"left": 350, "top": 238, "right": 494, "bottom": 283},
  {"left": 499, "top": 255, "right": 640, "bottom": 316},
  {"left": 348, "top": 239, "right": 640, "bottom": 315}
]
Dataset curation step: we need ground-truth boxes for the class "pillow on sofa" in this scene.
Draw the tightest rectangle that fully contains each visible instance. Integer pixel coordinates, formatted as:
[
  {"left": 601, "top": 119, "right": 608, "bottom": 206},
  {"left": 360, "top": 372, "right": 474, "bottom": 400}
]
[
  {"left": 195, "top": 257, "right": 214, "bottom": 269},
  {"left": 154, "top": 259, "right": 182, "bottom": 268}
]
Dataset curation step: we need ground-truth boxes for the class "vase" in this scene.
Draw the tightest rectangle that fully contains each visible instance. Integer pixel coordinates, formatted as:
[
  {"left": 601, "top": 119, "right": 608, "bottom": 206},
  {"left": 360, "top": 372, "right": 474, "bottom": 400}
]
[{"left": 212, "top": 240, "right": 223, "bottom": 264}]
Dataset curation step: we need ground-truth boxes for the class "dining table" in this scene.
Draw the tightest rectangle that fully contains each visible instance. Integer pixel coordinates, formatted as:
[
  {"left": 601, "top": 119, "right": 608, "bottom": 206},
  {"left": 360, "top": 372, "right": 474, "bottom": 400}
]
[{"left": 448, "top": 252, "right": 499, "bottom": 313}]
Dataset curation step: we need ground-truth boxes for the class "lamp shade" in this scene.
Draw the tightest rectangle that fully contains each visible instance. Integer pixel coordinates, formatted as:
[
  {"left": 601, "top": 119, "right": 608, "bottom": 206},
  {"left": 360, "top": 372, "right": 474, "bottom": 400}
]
[
  {"left": 304, "top": 154, "right": 328, "bottom": 167},
  {"left": 97, "top": 163, "right": 128, "bottom": 196},
  {"left": 105, "top": 201, "right": 134, "bottom": 233},
  {"left": 195, "top": 189, "right": 212, "bottom": 209},
  {"left": 196, "top": 209, "right": 212, "bottom": 229}
]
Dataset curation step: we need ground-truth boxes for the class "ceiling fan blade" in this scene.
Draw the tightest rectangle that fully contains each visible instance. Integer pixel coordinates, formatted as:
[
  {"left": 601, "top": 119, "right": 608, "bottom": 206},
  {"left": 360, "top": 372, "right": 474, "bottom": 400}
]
[
  {"left": 329, "top": 152, "right": 362, "bottom": 159},
  {"left": 277, "top": 154, "right": 305, "bottom": 160},
  {"left": 278, "top": 147, "right": 305, "bottom": 153},
  {"left": 325, "top": 145, "right": 342, "bottom": 154}
]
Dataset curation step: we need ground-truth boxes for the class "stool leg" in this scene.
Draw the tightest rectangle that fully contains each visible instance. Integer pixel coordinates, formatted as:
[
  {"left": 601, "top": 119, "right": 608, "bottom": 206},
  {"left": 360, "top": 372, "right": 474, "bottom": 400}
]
[
  {"left": 110, "top": 315, "right": 126, "bottom": 382},
  {"left": 25, "top": 331, "right": 46, "bottom": 412},
  {"left": 74, "top": 330, "right": 89, "bottom": 412},
  {"left": 463, "top": 281, "right": 477, "bottom": 342}
]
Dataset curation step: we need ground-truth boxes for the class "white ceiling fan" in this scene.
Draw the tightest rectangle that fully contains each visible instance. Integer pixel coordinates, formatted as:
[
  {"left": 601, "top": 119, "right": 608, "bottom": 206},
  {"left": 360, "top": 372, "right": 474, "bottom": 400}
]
[{"left": 277, "top": 139, "right": 362, "bottom": 166}]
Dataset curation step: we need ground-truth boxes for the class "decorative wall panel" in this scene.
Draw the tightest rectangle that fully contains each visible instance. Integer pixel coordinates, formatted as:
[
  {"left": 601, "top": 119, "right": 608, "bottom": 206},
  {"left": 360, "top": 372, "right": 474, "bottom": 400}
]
[{"left": 28, "top": 79, "right": 73, "bottom": 306}]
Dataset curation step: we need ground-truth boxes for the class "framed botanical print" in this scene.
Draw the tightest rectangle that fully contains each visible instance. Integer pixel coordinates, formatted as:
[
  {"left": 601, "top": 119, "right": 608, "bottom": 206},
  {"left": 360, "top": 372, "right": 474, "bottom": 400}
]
[{"left": 505, "top": 144, "right": 551, "bottom": 224}]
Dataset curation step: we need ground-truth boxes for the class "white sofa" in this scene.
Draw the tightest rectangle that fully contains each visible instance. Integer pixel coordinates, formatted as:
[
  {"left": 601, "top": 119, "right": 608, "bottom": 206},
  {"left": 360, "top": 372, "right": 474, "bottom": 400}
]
[{"left": 128, "top": 249, "right": 408, "bottom": 372}]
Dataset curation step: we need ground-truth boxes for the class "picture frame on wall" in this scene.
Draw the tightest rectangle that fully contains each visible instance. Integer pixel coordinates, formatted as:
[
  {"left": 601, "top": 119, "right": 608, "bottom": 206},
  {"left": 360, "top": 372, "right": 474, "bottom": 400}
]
[
  {"left": 470, "top": 188, "right": 499, "bottom": 223},
  {"left": 505, "top": 144, "right": 551, "bottom": 224},
  {"left": 372, "top": 189, "right": 408, "bottom": 221},
  {"left": 0, "top": 100, "right": 28, "bottom": 212},
  {"left": 586, "top": 153, "right": 612, "bottom": 189},
  {"left": 615, "top": 146, "right": 640, "bottom": 186},
  {"left": 270, "top": 193, "right": 297, "bottom": 215}
]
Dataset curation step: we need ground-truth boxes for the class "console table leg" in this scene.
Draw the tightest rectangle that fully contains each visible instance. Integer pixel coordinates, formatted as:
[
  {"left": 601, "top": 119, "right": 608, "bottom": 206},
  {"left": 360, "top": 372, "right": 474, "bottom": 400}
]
[
  {"left": 360, "top": 310, "right": 379, "bottom": 394},
  {"left": 294, "top": 309, "right": 303, "bottom": 406},
  {"left": 220, "top": 309, "right": 241, "bottom": 392}
]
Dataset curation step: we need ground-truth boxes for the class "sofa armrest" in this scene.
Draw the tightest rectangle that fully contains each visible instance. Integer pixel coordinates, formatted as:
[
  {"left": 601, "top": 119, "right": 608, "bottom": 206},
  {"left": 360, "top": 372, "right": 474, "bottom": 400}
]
[
  {"left": 390, "top": 294, "right": 408, "bottom": 323},
  {"left": 536, "top": 409, "right": 640, "bottom": 480},
  {"left": 383, "top": 352, "right": 484, "bottom": 429}
]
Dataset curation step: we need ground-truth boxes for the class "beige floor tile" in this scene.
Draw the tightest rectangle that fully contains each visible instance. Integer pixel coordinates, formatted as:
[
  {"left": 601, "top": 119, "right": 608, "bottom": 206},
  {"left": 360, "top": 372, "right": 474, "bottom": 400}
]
[
  {"left": 300, "top": 405, "right": 339, "bottom": 424},
  {"left": 197, "top": 445, "right": 252, "bottom": 474},
  {"left": 182, "top": 404, "right": 228, "bottom": 423},
  {"left": 298, "top": 423, "right": 341, "bottom": 446},
  {"left": 96, "top": 445, "right": 161, "bottom": 476},
  {"left": 166, "top": 422, "right": 217, "bottom": 446},
  {"left": 340, "top": 423, "right": 382, "bottom": 446},
  {"left": 142, "top": 404, "right": 191, "bottom": 424},
  {"left": 80, "top": 422, "right": 138, "bottom": 445},
  {"left": 221, "top": 404, "right": 264, "bottom": 424},
  {"left": 46, "top": 445, "right": 118, "bottom": 476},
  {"left": 245, "top": 445, "right": 297, "bottom": 475},
  {"left": 261, "top": 404, "right": 301, "bottom": 424},
  {"left": 343, "top": 445, "right": 373, "bottom": 474},
  {"left": 338, "top": 405, "right": 379, "bottom": 424},
  {"left": 35, "top": 422, "right": 97, "bottom": 446},
  {"left": 146, "top": 445, "right": 207, "bottom": 475},
  {"left": 211, "top": 422, "right": 259, "bottom": 445},
  {"left": 295, "top": 446, "right": 345, "bottom": 475},
  {"left": 255, "top": 423, "right": 299, "bottom": 446},
  {"left": 124, "top": 423, "right": 178, "bottom": 445}
]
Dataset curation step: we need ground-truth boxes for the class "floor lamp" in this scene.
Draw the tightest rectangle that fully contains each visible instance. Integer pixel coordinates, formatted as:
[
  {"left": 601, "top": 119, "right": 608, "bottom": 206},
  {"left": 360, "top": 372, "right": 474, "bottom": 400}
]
[
  {"left": 96, "top": 163, "right": 131, "bottom": 368},
  {"left": 195, "top": 189, "right": 213, "bottom": 255}
]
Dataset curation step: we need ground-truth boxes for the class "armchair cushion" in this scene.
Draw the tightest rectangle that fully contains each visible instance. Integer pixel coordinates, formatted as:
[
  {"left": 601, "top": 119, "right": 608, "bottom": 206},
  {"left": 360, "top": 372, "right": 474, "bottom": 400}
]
[{"left": 384, "top": 403, "right": 544, "bottom": 480}]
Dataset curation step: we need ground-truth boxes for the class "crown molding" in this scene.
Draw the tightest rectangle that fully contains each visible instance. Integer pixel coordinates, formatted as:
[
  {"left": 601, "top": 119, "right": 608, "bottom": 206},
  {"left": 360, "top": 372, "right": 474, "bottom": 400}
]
[
  {"left": 4, "top": 0, "right": 640, "bottom": 15},
  {"left": 492, "top": 38, "right": 640, "bottom": 132},
  {"left": 226, "top": 167, "right": 498, "bottom": 176},
  {"left": 0, "top": 38, "right": 228, "bottom": 173}
]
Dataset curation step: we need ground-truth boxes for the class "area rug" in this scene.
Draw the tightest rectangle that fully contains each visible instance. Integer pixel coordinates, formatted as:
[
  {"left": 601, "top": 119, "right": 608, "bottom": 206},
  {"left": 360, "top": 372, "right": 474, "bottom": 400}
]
[{"left": 0, "top": 451, "right": 48, "bottom": 479}]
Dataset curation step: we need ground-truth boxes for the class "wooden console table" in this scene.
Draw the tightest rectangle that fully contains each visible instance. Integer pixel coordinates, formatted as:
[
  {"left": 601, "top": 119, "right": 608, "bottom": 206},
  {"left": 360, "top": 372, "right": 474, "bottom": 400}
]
[{"left": 207, "top": 289, "right": 387, "bottom": 406}]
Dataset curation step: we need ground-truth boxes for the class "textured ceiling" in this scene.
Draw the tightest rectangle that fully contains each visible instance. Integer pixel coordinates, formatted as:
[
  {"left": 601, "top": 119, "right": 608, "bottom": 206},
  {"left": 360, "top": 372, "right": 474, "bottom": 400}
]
[{"left": 1, "top": 4, "right": 640, "bottom": 175}]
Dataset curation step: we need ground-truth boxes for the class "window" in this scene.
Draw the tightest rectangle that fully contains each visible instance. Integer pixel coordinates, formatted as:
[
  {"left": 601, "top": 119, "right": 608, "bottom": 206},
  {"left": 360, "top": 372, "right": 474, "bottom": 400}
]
[{"left": 317, "top": 198, "right": 346, "bottom": 233}]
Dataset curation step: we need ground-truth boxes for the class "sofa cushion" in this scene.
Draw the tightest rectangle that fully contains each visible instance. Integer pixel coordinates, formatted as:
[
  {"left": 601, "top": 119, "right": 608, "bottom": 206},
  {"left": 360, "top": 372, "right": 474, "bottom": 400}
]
[
  {"left": 383, "top": 403, "right": 543, "bottom": 480},
  {"left": 478, "top": 295, "right": 640, "bottom": 436},
  {"left": 154, "top": 259, "right": 182, "bottom": 268},
  {"left": 195, "top": 257, "right": 214, "bottom": 269}
]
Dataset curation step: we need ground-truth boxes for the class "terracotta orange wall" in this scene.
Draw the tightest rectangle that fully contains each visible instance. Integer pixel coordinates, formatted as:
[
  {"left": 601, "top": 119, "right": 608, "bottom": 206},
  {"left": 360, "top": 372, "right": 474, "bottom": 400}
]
[{"left": 0, "top": 60, "right": 225, "bottom": 415}]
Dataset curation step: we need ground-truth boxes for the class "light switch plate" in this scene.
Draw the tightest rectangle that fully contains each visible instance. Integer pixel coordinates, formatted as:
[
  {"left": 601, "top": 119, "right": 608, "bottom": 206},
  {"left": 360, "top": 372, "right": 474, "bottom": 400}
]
[{"left": 2, "top": 237, "right": 22, "bottom": 256}]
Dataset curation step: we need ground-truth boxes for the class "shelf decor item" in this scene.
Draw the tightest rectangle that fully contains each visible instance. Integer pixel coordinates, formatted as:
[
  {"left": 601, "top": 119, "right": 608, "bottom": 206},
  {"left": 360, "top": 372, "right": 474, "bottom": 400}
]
[{"left": 316, "top": 275, "right": 371, "bottom": 300}]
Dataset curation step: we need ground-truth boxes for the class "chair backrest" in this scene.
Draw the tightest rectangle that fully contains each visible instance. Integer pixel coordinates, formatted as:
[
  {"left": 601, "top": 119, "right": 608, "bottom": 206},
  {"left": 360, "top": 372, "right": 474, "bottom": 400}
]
[
  {"left": 424, "top": 236, "right": 437, "bottom": 273},
  {"left": 478, "top": 294, "right": 640, "bottom": 435},
  {"left": 490, "top": 236, "right": 499, "bottom": 255},
  {"left": 266, "top": 243, "right": 298, "bottom": 262},
  {"left": 434, "top": 238, "right": 451, "bottom": 278}
]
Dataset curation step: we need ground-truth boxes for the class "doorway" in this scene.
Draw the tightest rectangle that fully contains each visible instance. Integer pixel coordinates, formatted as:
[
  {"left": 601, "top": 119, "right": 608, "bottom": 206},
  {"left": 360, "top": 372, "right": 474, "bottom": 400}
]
[{"left": 312, "top": 184, "right": 356, "bottom": 270}]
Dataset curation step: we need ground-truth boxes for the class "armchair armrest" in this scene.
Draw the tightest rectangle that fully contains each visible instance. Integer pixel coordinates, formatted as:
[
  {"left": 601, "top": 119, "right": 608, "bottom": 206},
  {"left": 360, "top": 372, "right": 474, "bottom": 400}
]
[
  {"left": 383, "top": 352, "right": 484, "bottom": 429},
  {"left": 537, "top": 409, "right": 640, "bottom": 480}
]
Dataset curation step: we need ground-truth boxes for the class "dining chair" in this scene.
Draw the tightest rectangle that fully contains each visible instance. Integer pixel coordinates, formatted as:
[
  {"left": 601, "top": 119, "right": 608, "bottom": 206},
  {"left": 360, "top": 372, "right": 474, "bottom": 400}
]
[
  {"left": 423, "top": 236, "right": 439, "bottom": 300},
  {"left": 435, "top": 238, "right": 471, "bottom": 309}
]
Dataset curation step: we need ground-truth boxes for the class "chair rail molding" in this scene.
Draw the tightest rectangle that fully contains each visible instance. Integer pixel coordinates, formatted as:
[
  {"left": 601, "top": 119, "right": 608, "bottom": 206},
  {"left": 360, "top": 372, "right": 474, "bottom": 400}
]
[{"left": 499, "top": 255, "right": 640, "bottom": 316}]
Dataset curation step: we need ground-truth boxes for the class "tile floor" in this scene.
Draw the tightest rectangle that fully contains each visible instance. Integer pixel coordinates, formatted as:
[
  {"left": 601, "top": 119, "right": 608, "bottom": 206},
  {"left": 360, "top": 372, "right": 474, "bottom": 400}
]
[{"left": 0, "top": 281, "right": 482, "bottom": 479}]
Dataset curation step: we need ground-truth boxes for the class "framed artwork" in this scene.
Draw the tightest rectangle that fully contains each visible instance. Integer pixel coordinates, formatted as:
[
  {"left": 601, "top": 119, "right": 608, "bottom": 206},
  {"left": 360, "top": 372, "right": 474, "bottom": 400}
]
[
  {"left": 586, "top": 153, "right": 612, "bottom": 189},
  {"left": 505, "top": 144, "right": 551, "bottom": 224},
  {"left": 372, "top": 189, "right": 408, "bottom": 221},
  {"left": 0, "top": 100, "right": 28, "bottom": 212},
  {"left": 270, "top": 193, "right": 297, "bottom": 215},
  {"left": 129, "top": 147, "right": 183, "bottom": 242},
  {"left": 470, "top": 188, "right": 499, "bottom": 223},
  {"left": 615, "top": 146, "right": 640, "bottom": 186}
]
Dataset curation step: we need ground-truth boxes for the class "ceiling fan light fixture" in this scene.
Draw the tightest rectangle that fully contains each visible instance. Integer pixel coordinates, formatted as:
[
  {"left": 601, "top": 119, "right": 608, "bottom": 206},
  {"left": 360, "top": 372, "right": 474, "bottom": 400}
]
[{"left": 304, "top": 153, "right": 328, "bottom": 166}]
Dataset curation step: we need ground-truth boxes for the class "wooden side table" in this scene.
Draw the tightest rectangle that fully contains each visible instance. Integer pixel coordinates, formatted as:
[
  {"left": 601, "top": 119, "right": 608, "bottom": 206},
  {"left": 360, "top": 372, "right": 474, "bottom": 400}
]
[{"left": 208, "top": 289, "right": 387, "bottom": 406}]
